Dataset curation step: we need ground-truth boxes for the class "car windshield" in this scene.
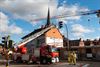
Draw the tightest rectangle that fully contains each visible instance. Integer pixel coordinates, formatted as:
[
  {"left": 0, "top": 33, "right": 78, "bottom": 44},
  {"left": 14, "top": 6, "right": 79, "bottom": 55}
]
[{"left": 51, "top": 48, "right": 58, "bottom": 52}]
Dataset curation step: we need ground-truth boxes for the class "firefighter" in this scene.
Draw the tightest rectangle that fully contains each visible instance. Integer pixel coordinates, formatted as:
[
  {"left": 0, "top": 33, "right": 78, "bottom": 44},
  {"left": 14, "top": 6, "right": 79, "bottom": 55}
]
[
  {"left": 72, "top": 51, "right": 77, "bottom": 65},
  {"left": 68, "top": 51, "right": 73, "bottom": 64},
  {"left": 70, "top": 51, "right": 74, "bottom": 64}
]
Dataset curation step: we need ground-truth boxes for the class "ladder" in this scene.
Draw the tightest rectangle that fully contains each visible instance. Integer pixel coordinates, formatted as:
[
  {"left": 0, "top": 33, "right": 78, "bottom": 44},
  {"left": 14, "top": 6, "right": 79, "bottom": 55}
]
[{"left": 17, "top": 25, "right": 55, "bottom": 47}]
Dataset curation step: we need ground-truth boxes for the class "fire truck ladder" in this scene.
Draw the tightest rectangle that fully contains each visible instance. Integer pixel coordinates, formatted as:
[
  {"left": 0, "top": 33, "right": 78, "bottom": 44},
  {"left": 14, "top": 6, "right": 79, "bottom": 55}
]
[
  {"left": 17, "top": 25, "right": 55, "bottom": 47},
  {"left": 31, "top": 9, "right": 100, "bottom": 23}
]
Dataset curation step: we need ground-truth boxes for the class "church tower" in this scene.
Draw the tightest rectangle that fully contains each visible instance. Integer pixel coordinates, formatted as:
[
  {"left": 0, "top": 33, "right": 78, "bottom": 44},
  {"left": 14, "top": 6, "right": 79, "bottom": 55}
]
[{"left": 46, "top": 8, "right": 51, "bottom": 27}]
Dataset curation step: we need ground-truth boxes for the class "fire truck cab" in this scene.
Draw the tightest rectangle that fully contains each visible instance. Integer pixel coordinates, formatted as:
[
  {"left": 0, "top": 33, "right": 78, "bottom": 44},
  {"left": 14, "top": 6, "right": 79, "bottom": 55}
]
[{"left": 40, "top": 45, "right": 59, "bottom": 64}]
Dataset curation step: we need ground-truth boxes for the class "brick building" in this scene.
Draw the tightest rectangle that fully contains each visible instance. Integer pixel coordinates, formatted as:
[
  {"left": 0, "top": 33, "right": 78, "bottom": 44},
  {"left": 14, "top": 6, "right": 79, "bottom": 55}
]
[{"left": 63, "top": 38, "right": 100, "bottom": 60}]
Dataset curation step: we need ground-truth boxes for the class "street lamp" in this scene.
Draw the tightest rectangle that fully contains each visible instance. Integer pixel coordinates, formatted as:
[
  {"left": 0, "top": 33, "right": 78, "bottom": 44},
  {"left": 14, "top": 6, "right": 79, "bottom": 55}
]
[
  {"left": 59, "top": 21, "right": 70, "bottom": 50},
  {"left": 59, "top": 21, "right": 71, "bottom": 63},
  {"left": 64, "top": 23, "right": 70, "bottom": 51}
]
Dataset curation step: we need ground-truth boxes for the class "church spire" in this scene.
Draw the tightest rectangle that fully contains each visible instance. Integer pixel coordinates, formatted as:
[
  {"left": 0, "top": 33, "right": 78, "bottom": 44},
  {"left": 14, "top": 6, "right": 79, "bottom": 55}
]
[{"left": 46, "top": 8, "right": 51, "bottom": 27}]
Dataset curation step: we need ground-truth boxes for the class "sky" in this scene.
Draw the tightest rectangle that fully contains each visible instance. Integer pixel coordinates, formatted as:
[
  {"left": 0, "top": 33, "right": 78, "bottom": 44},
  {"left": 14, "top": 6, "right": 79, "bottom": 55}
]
[{"left": 0, "top": 0, "right": 100, "bottom": 43}]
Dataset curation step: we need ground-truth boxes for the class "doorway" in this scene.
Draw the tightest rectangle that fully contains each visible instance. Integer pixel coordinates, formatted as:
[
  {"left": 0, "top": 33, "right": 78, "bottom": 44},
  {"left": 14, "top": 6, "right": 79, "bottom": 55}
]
[{"left": 86, "top": 48, "right": 92, "bottom": 59}]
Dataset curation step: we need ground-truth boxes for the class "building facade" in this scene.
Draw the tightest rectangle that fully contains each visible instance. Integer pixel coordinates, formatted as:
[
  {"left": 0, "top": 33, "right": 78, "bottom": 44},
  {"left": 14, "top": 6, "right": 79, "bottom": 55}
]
[{"left": 63, "top": 38, "right": 100, "bottom": 60}]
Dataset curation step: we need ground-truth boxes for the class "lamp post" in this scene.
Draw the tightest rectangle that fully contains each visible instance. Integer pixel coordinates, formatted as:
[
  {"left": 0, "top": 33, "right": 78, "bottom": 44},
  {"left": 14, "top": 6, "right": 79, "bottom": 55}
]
[
  {"left": 59, "top": 21, "right": 71, "bottom": 63},
  {"left": 64, "top": 23, "right": 70, "bottom": 51},
  {"left": 58, "top": 21, "right": 70, "bottom": 50}
]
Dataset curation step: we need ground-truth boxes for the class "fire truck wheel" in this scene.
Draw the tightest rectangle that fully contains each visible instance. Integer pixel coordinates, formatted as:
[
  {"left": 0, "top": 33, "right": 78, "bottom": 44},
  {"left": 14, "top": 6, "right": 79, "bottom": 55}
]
[
  {"left": 40, "top": 56, "right": 47, "bottom": 64},
  {"left": 32, "top": 61, "right": 37, "bottom": 64},
  {"left": 42, "top": 59, "right": 46, "bottom": 64},
  {"left": 16, "top": 57, "right": 22, "bottom": 63}
]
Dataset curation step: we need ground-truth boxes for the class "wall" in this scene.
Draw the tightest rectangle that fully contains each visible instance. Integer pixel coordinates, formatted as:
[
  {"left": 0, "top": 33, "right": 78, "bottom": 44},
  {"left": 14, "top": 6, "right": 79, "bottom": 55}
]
[{"left": 45, "top": 27, "right": 63, "bottom": 47}]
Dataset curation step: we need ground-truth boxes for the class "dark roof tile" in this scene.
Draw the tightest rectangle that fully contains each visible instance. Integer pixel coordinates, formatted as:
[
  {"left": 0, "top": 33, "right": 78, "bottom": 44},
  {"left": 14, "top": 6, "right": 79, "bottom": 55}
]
[{"left": 22, "top": 28, "right": 44, "bottom": 39}]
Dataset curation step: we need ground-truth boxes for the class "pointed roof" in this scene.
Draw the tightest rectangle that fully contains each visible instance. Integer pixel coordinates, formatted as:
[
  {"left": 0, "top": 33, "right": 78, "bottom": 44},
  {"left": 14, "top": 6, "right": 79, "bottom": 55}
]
[
  {"left": 46, "top": 8, "right": 51, "bottom": 27},
  {"left": 18, "top": 25, "right": 55, "bottom": 47},
  {"left": 22, "top": 25, "right": 55, "bottom": 39}
]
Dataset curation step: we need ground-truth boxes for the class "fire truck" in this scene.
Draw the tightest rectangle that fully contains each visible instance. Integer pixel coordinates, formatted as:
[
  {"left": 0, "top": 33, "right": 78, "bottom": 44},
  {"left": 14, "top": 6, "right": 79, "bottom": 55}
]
[{"left": 13, "top": 45, "right": 59, "bottom": 64}]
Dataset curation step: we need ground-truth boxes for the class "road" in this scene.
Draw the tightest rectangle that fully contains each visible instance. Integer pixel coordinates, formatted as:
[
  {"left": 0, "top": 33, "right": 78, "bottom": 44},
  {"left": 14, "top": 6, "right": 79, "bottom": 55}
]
[
  {"left": 79, "top": 61, "right": 100, "bottom": 67},
  {"left": 0, "top": 64, "right": 84, "bottom": 67},
  {"left": 0, "top": 62, "right": 87, "bottom": 67},
  {"left": 0, "top": 61, "right": 100, "bottom": 67}
]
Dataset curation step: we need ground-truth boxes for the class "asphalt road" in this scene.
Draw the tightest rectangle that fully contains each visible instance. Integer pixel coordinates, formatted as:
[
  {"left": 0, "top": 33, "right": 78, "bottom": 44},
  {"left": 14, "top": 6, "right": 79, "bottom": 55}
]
[
  {"left": 79, "top": 61, "right": 100, "bottom": 67},
  {"left": 0, "top": 62, "right": 87, "bottom": 67},
  {"left": 0, "top": 64, "right": 83, "bottom": 67},
  {"left": 0, "top": 61, "right": 100, "bottom": 67}
]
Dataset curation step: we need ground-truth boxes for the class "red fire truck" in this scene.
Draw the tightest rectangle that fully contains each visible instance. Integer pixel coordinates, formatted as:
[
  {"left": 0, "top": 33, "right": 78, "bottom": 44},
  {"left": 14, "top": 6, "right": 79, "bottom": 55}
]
[{"left": 13, "top": 45, "right": 59, "bottom": 64}]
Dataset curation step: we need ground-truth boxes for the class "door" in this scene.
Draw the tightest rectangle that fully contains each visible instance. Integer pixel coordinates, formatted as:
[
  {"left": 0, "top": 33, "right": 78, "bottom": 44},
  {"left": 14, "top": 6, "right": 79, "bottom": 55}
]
[{"left": 86, "top": 48, "right": 92, "bottom": 58}]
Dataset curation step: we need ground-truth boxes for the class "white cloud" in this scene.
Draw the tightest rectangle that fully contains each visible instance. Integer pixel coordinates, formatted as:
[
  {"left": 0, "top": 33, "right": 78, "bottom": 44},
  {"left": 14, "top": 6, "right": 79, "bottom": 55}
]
[
  {"left": 0, "top": 12, "right": 8, "bottom": 32},
  {"left": 98, "top": 28, "right": 100, "bottom": 31},
  {"left": 0, "top": 0, "right": 89, "bottom": 24},
  {"left": 0, "top": 0, "right": 58, "bottom": 24},
  {"left": 95, "top": 36, "right": 100, "bottom": 40},
  {"left": 71, "top": 24, "right": 94, "bottom": 37},
  {"left": 57, "top": 4, "right": 89, "bottom": 21},
  {"left": 9, "top": 24, "right": 23, "bottom": 34},
  {"left": 0, "top": 12, "right": 23, "bottom": 34}
]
